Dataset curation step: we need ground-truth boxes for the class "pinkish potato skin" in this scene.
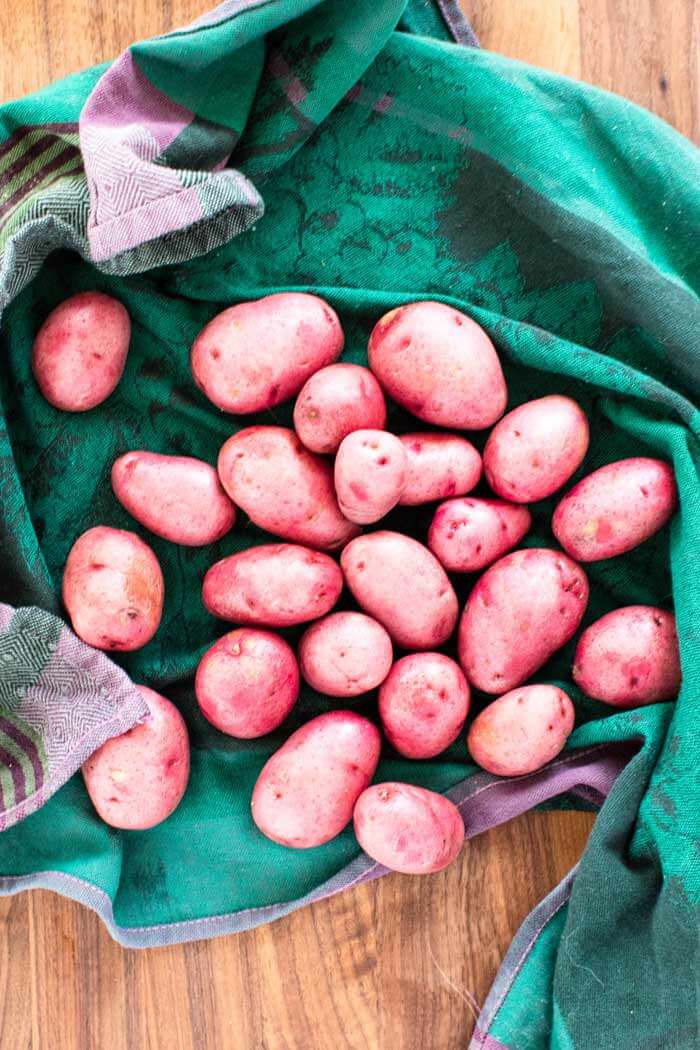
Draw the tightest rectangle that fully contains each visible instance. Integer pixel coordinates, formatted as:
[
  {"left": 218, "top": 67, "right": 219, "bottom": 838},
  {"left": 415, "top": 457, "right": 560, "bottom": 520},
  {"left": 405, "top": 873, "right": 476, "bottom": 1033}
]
[
  {"left": 217, "top": 426, "right": 358, "bottom": 550},
  {"left": 298, "top": 612, "right": 393, "bottom": 697},
  {"left": 251, "top": 711, "right": 382, "bottom": 848},
  {"left": 458, "top": 548, "right": 588, "bottom": 693},
  {"left": 468, "top": 684, "right": 575, "bottom": 777},
  {"left": 552, "top": 457, "right": 677, "bottom": 562},
  {"left": 202, "top": 544, "right": 342, "bottom": 627},
  {"left": 32, "top": 291, "right": 130, "bottom": 412},
  {"left": 334, "top": 429, "right": 407, "bottom": 524},
  {"left": 293, "top": 364, "right": 387, "bottom": 453},
  {"left": 379, "top": 653, "right": 470, "bottom": 759},
  {"left": 573, "top": 606, "right": 681, "bottom": 707},
  {"left": 82, "top": 686, "right": 189, "bottom": 829},
  {"left": 428, "top": 498, "right": 532, "bottom": 572},
  {"left": 195, "top": 628, "right": 299, "bottom": 738},
  {"left": 398, "top": 433, "right": 482, "bottom": 506},
  {"left": 367, "top": 301, "right": 507, "bottom": 430},
  {"left": 191, "top": 292, "right": 343, "bottom": 414},
  {"left": 62, "top": 526, "right": 164, "bottom": 651},
  {"left": 341, "top": 531, "right": 458, "bottom": 650},
  {"left": 483, "top": 395, "right": 589, "bottom": 503},
  {"left": 112, "top": 451, "right": 235, "bottom": 546},
  {"left": 353, "top": 783, "right": 465, "bottom": 874}
]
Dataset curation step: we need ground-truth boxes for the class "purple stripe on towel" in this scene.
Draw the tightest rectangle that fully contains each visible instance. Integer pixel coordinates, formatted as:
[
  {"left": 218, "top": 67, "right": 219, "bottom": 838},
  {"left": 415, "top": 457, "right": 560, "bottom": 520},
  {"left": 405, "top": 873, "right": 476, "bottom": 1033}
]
[
  {"left": 0, "top": 741, "right": 26, "bottom": 807},
  {"left": 0, "top": 716, "right": 43, "bottom": 793}
]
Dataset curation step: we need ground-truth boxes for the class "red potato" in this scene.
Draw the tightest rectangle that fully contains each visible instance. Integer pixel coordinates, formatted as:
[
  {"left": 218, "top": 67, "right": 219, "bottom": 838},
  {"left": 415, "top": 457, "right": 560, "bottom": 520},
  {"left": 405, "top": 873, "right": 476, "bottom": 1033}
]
[
  {"left": 293, "top": 363, "right": 387, "bottom": 453},
  {"left": 483, "top": 395, "right": 589, "bottom": 503},
  {"left": 398, "top": 433, "right": 482, "bottom": 506},
  {"left": 573, "top": 606, "right": 681, "bottom": 707},
  {"left": 217, "top": 426, "right": 358, "bottom": 550},
  {"left": 32, "top": 291, "right": 130, "bottom": 412},
  {"left": 251, "top": 711, "right": 382, "bottom": 848},
  {"left": 428, "top": 497, "right": 532, "bottom": 573},
  {"left": 195, "top": 628, "right": 299, "bottom": 738},
  {"left": 341, "top": 531, "right": 458, "bottom": 650},
  {"left": 191, "top": 292, "right": 343, "bottom": 414},
  {"left": 298, "top": 612, "right": 393, "bottom": 697},
  {"left": 379, "top": 653, "right": 470, "bottom": 759},
  {"left": 458, "top": 548, "right": 588, "bottom": 693},
  {"left": 82, "top": 686, "right": 189, "bottom": 829},
  {"left": 468, "top": 684, "right": 575, "bottom": 777},
  {"left": 202, "top": 544, "right": 342, "bottom": 627},
  {"left": 111, "top": 451, "right": 235, "bottom": 547},
  {"left": 62, "top": 526, "right": 164, "bottom": 651},
  {"left": 552, "top": 457, "right": 676, "bottom": 561},
  {"left": 334, "top": 429, "right": 407, "bottom": 524},
  {"left": 353, "top": 783, "right": 464, "bottom": 874}
]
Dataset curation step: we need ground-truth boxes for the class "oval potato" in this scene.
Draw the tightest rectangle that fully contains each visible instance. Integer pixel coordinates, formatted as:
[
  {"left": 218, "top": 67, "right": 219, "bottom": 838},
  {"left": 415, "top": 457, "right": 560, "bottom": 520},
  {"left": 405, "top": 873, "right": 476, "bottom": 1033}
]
[
  {"left": 334, "top": 429, "right": 407, "bottom": 524},
  {"left": 294, "top": 363, "right": 387, "bottom": 453},
  {"left": 379, "top": 653, "right": 470, "bottom": 759},
  {"left": 299, "top": 612, "right": 393, "bottom": 697},
  {"left": 468, "top": 684, "right": 575, "bottom": 776},
  {"left": 428, "top": 497, "right": 531, "bottom": 572},
  {"left": 398, "top": 433, "right": 482, "bottom": 506}
]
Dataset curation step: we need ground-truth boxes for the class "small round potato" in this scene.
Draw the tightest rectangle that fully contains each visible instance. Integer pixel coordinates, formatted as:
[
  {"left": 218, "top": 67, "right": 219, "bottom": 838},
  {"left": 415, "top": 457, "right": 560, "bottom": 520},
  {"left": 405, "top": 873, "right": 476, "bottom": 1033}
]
[
  {"left": 62, "top": 526, "right": 164, "bottom": 651},
  {"left": 299, "top": 612, "right": 393, "bottom": 697},
  {"left": 251, "top": 711, "right": 382, "bottom": 848},
  {"left": 428, "top": 497, "right": 532, "bottom": 572},
  {"left": 353, "top": 783, "right": 465, "bottom": 874},
  {"left": 573, "top": 605, "right": 681, "bottom": 707},
  {"left": 468, "top": 684, "right": 575, "bottom": 777},
  {"left": 82, "top": 686, "right": 189, "bottom": 829},
  {"left": 398, "top": 433, "right": 482, "bottom": 506},
  {"left": 379, "top": 653, "right": 470, "bottom": 759},
  {"left": 334, "top": 429, "right": 407, "bottom": 524},
  {"left": 32, "top": 291, "right": 130, "bottom": 412},
  {"left": 294, "top": 363, "right": 387, "bottom": 453}
]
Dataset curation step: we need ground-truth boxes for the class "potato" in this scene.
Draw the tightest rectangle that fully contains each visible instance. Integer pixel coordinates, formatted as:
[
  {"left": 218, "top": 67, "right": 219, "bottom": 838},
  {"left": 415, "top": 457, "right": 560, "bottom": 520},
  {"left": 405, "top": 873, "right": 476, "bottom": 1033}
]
[
  {"left": 299, "top": 612, "right": 393, "bottom": 697},
  {"left": 341, "top": 531, "right": 458, "bottom": 649},
  {"left": 251, "top": 711, "right": 382, "bottom": 848},
  {"left": 293, "top": 363, "right": 387, "bottom": 453},
  {"left": 483, "top": 395, "right": 589, "bottom": 503},
  {"left": 573, "top": 605, "right": 681, "bottom": 707},
  {"left": 334, "top": 429, "right": 407, "bottom": 524},
  {"left": 552, "top": 457, "right": 676, "bottom": 561},
  {"left": 467, "top": 684, "right": 575, "bottom": 777},
  {"left": 195, "top": 628, "right": 299, "bottom": 738},
  {"left": 379, "top": 653, "right": 470, "bottom": 759},
  {"left": 367, "top": 301, "right": 507, "bottom": 429},
  {"left": 191, "top": 292, "right": 343, "bottom": 414},
  {"left": 32, "top": 291, "right": 130, "bottom": 412},
  {"left": 428, "top": 497, "right": 531, "bottom": 572},
  {"left": 112, "top": 451, "right": 235, "bottom": 547},
  {"left": 353, "top": 783, "right": 464, "bottom": 874},
  {"left": 458, "top": 548, "right": 588, "bottom": 693},
  {"left": 82, "top": 685, "right": 189, "bottom": 829},
  {"left": 398, "top": 433, "right": 482, "bottom": 506},
  {"left": 217, "top": 426, "right": 359, "bottom": 550},
  {"left": 62, "top": 526, "right": 164, "bottom": 651},
  {"left": 202, "top": 543, "right": 342, "bottom": 627}
]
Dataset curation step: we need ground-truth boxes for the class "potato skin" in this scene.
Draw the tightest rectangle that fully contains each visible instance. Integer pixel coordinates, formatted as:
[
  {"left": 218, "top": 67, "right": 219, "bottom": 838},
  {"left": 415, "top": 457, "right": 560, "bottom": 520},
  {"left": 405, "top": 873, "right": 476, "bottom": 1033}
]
[
  {"left": 62, "top": 526, "right": 164, "bottom": 651},
  {"left": 334, "top": 430, "right": 407, "bottom": 524},
  {"left": 82, "top": 686, "right": 189, "bottom": 829},
  {"left": 217, "top": 426, "right": 359, "bottom": 550},
  {"left": 341, "top": 531, "right": 458, "bottom": 649},
  {"left": 298, "top": 612, "right": 393, "bottom": 697},
  {"left": 483, "top": 395, "right": 589, "bottom": 503},
  {"left": 367, "top": 301, "right": 507, "bottom": 430},
  {"left": 468, "top": 684, "right": 575, "bottom": 777},
  {"left": 32, "top": 291, "right": 130, "bottom": 412},
  {"left": 353, "top": 783, "right": 464, "bottom": 874},
  {"left": 202, "top": 543, "right": 342, "bottom": 627},
  {"left": 191, "top": 292, "right": 343, "bottom": 414},
  {"left": 294, "top": 364, "right": 387, "bottom": 453},
  {"left": 112, "top": 451, "right": 235, "bottom": 546},
  {"left": 195, "top": 628, "right": 299, "bottom": 738},
  {"left": 379, "top": 653, "right": 470, "bottom": 759},
  {"left": 552, "top": 457, "right": 676, "bottom": 561},
  {"left": 428, "top": 497, "right": 531, "bottom": 573},
  {"left": 573, "top": 606, "right": 680, "bottom": 707},
  {"left": 398, "top": 433, "right": 482, "bottom": 506},
  {"left": 251, "top": 711, "right": 382, "bottom": 848},
  {"left": 458, "top": 548, "right": 588, "bottom": 693}
]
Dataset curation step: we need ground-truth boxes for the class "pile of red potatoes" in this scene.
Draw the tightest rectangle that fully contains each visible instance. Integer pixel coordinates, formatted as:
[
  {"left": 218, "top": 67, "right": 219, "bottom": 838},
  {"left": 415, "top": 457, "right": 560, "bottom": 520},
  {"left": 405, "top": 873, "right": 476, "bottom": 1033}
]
[{"left": 34, "top": 290, "right": 681, "bottom": 875}]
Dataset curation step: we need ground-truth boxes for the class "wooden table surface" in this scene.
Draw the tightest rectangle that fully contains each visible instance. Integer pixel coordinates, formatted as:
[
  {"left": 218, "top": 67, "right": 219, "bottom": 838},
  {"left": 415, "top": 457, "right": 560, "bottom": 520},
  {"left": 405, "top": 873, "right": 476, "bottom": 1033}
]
[{"left": 0, "top": 3, "right": 697, "bottom": 1049}]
